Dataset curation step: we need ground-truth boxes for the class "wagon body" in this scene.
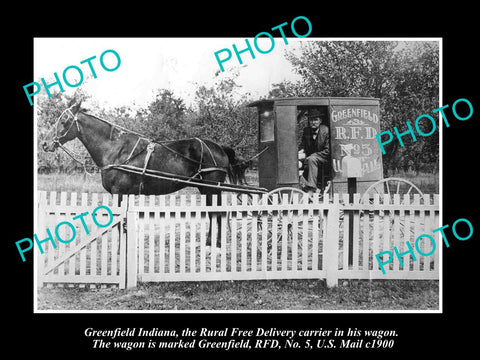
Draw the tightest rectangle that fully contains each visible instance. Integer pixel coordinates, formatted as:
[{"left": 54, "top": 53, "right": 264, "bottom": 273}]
[{"left": 247, "top": 97, "right": 383, "bottom": 195}]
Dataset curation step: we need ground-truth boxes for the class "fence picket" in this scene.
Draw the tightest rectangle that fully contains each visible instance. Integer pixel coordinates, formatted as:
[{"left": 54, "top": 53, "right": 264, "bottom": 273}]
[
  {"left": 352, "top": 193, "right": 360, "bottom": 271},
  {"left": 111, "top": 216, "right": 118, "bottom": 277},
  {"left": 261, "top": 194, "right": 268, "bottom": 272},
  {"left": 392, "top": 194, "right": 401, "bottom": 271},
  {"left": 79, "top": 193, "right": 88, "bottom": 277},
  {"left": 423, "top": 194, "right": 433, "bottom": 271},
  {"left": 240, "top": 194, "right": 248, "bottom": 273},
  {"left": 179, "top": 195, "right": 186, "bottom": 274},
  {"left": 382, "top": 194, "right": 392, "bottom": 272},
  {"left": 251, "top": 194, "right": 259, "bottom": 272},
  {"left": 361, "top": 195, "right": 370, "bottom": 271},
  {"left": 90, "top": 193, "right": 98, "bottom": 277},
  {"left": 47, "top": 191, "right": 57, "bottom": 269},
  {"left": 199, "top": 195, "right": 207, "bottom": 274},
  {"left": 412, "top": 194, "right": 421, "bottom": 272},
  {"left": 67, "top": 192, "right": 77, "bottom": 276},
  {"left": 56, "top": 192, "right": 68, "bottom": 277},
  {"left": 159, "top": 196, "right": 166, "bottom": 275},
  {"left": 291, "top": 193, "right": 299, "bottom": 272},
  {"left": 301, "top": 194, "right": 309, "bottom": 272},
  {"left": 402, "top": 195, "right": 412, "bottom": 271},
  {"left": 433, "top": 195, "right": 440, "bottom": 272},
  {"left": 169, "top": 195, "right": 176, "bottom": 274},
  {"left": 220, "top": 194, "right": 228, "bottom": 273},
  {"left": 372, "top": 194, "right": 381, "bottom": 273},
  {"left": 148, "top": 195, "right": 156, "bottom": 275},
  {"left": 126, "top": 195, "right": 138, "bottom": 288},
  {"left": 342, "top": 193, "right": 349, "bottom": 271},
  {"left": 271, "top": 194, "right": 279, "bottom": 272}
]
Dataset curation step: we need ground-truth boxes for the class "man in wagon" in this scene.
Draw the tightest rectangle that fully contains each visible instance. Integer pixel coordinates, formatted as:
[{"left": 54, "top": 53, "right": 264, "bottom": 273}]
[{"left": 298, "top": 110, "right": 330, "bottom": 195}]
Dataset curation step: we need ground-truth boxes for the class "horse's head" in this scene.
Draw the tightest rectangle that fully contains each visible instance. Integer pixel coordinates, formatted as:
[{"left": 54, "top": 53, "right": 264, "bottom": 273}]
[{"left": 42, "top": 100, "right": 82, "bottom": 152}]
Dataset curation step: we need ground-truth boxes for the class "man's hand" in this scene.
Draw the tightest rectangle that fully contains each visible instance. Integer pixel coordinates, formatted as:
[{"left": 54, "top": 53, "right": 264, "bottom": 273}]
[{"left": 298, "top": 149, "right": 306, "bottom": 160}]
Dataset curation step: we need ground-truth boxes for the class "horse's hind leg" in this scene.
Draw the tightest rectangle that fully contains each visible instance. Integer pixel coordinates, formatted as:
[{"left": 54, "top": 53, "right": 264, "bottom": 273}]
[{"left": 200, "top": 189, "right": 223, "bottom": 249}]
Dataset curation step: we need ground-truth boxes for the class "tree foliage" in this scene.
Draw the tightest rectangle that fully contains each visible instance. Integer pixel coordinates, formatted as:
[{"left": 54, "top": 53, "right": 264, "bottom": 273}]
[
  {"left": 271, "top": 41, "right": 439, "bottom": 173},
  {"left": 188, "top": 73, "right": 257, "bottom": 157}
]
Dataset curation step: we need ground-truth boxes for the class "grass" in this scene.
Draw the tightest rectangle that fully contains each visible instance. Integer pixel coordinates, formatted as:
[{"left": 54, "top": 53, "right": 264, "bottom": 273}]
[
  {"left": 37, "top": 279, "right": 439, "bottom": 311},
  {"left": 37, "top": 172, "right": 106, "bottom": 193}
]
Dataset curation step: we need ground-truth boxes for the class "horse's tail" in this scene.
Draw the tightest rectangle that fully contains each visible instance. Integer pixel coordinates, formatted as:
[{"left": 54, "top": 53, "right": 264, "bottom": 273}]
[{"left": 221, "top": 145, "right": 238, "bottom": 184}]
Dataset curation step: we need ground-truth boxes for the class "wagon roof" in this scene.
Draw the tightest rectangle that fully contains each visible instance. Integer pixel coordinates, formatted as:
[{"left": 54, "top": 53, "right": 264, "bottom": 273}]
[{"left": 247, "top": 96, "right": 380, "bottom": 108}]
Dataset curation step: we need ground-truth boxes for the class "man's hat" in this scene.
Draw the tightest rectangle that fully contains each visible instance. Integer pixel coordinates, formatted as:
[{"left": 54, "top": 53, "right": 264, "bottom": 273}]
[{"left": 308, "top": 108, "right": 327, "bottom": 118}]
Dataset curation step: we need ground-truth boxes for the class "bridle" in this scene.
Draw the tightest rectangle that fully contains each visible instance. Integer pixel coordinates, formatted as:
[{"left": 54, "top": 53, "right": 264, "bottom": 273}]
[
  {"left": 47, "top": 104, "right": 95, "bottom": 175},
  {"left": 51, "top": 105, "right": 80, "bottom": 146}
]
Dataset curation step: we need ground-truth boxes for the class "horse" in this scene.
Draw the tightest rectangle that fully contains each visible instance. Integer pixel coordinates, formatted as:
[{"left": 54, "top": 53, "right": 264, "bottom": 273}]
[{"left": 42, "top": 100, "right": 240, "bottom": 248}]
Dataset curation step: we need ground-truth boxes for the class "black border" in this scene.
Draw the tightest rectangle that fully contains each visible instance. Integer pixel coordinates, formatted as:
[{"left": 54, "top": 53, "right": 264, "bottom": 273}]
[{"left": 7, "top": 6, "right": 479, "bottom": 356}]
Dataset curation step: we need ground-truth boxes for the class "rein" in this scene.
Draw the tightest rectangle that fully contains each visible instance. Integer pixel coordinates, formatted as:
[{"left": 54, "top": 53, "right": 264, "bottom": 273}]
[
  {"left": 231, "top": 146, "right": 270, "bottom": 168},
  {"left": 57, "top": 142, "right": 97, "bottom": 176},
  {"left": 49, "top": 107, "right": 228, "bottom": 179}
]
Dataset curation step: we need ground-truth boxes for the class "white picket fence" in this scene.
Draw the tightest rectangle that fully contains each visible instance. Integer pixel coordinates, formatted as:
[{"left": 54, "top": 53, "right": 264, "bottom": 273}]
[
  {"left": 36, "top": 191, "right": 439, "bottom": 289},
  {"left": 36, "top": 192, "right": 127, "bottom": 288}
]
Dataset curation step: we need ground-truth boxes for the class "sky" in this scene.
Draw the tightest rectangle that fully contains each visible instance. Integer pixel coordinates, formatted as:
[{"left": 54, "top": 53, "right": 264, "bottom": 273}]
[
  {"left": 34, "top": 37, "right": 303, "bottom": 110},
  {"left": 33, "top": 38, "right": 436, "bottom": 111}
]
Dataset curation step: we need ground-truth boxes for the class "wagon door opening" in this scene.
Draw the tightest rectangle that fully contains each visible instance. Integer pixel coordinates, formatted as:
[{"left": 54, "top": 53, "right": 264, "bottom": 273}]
[{"left": 297, "top": 105, "right": 332, "bottom": 192}]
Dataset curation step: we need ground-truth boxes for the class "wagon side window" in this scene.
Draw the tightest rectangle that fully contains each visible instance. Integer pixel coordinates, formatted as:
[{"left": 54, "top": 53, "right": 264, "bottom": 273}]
[{"left": 259, "top": 107, "right": 274, "bottom": 142}]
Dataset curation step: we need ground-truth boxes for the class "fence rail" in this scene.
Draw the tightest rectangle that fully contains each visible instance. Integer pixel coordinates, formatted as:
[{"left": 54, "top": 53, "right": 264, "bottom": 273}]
[{"left": 36, "top": 191, "right": 440, "bottom": 289}]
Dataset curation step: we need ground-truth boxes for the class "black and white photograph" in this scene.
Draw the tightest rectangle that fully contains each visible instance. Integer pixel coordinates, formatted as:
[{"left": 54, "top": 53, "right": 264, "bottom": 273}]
[
  {"left": 33, "top": 37, "right": 441, "bottom": 312},
  {"left": 7, "top": 7, "right": 479, "bottom": 357}
]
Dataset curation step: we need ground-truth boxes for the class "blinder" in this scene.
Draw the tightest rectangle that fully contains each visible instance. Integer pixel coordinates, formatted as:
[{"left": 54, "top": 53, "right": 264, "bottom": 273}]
[{"left": 52, "top": 106, "right": 80, "bottom": 145}]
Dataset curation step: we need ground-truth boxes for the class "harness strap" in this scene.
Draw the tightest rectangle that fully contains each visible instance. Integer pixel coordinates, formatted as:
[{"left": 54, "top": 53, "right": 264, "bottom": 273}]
[
  {"left": 196, "top": 138, "right": 218, "bottom": 167},
  {"left": 197, "top": 138, "right": 204, "bottom": 174},
  {"left": 127, "top": 137, "right": 142, "bottom": 163},
  {"left": 199, "top": 167, "right": 227, "bottom": 174},
  {"left": 157, "top": 138, "right": 224, "bottom": 170},
  {"left": 139, "top": 142, "right": 156, "bottom": 194},
  {"left": 142, "top": 142, "right": 156, "bottom": 175}
]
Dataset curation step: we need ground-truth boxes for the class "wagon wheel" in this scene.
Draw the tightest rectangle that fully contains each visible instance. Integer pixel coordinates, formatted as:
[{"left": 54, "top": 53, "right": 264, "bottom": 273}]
[
  {"left": 227, "top": 188, "right": 321, "bottom": 269},
  {"left": 258, "top": 187, "right": 321, "bottom": 268},
  {"left": 355, "top": 178, "right": 427, "bottom": 266},
  {"left": 360, "top": 177, "right": 425, "bottom": 205}
]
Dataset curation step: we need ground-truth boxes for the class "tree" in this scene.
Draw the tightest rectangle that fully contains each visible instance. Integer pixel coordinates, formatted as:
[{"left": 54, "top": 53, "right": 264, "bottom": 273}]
[
  {"left": 272, "top": 40, "right": 439, "bottom": 173},
  {"left": 188, "top": 72, "right": 257, "bottom": 158},
  {"left": 100, "top": 89, "right": 189, "bottom": 142},
  {"left": 143, "top": 89, "right": 188, "bottom": 140}
]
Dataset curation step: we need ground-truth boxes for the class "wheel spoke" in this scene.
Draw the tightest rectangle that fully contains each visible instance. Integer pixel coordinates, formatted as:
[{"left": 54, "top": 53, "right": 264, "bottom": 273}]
[
  {"left": 361, "top": 178, "right": 425, "bottom": 205},
  {"left": 405, "top": 185, "right": 414, "bottom": 196}
]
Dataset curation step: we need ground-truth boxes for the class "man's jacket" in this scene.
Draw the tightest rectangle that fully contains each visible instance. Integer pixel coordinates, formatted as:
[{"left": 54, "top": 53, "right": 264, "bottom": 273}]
[{"left": 301, "top": 124, "right": 330, "bottom": 161}]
